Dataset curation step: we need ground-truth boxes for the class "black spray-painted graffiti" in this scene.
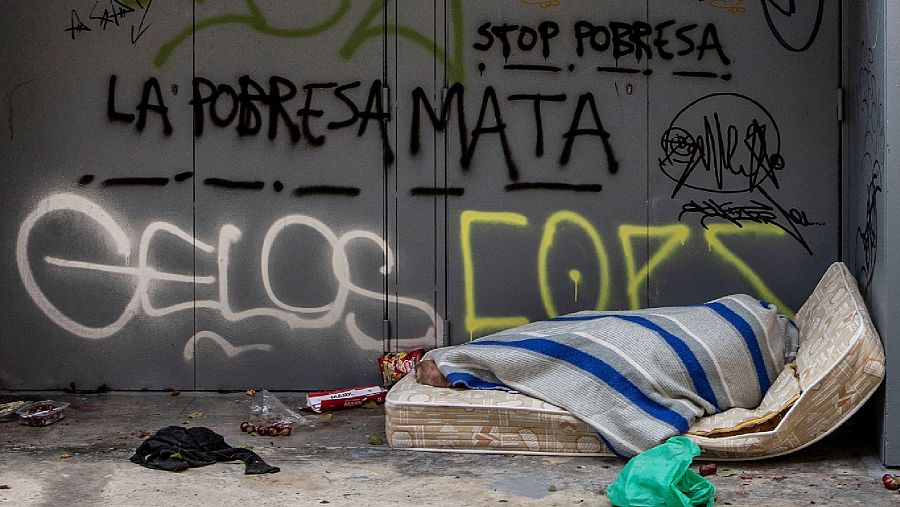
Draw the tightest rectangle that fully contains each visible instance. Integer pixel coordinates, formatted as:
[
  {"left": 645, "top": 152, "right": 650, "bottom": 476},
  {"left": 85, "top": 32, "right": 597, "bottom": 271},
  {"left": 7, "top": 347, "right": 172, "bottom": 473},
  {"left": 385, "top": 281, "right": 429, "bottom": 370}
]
[
  {"left": 107, "top": 75, "right": 173, "bottom": 135},
  {"left": 107, "top": 75, "right": 620, "bottom": 183},
  {"left": 695, "top": 0, "right": 824, "bottom": 52},
  {"left": 65, "top": 0, "right": 153, "bottom": 44},
  {"left": 108, "top": 74, "right": 392, "bottom": 160},
  {"left": 659, "top": 93, "right": 821, "bottom": 254},
  {"left": 76, "top": 169, "right": 363, "bottom": 198},
  {"left": 857, "top": 167, "right": 881, "bottom": 296},
  {"left": 473, "top": 19, "right": 731, "bottom": 81},
  {"left": 760, "top": 0, "right": 824, "bottom": 52},
  {"left": 410, "top": 84, "right": 619, "bottom": 179},
  {"left": 855, "top": 44, "right": 884, "bottom": 296},
  {"left": 474, "top": 20, "right": 729, "bottom": 64}
]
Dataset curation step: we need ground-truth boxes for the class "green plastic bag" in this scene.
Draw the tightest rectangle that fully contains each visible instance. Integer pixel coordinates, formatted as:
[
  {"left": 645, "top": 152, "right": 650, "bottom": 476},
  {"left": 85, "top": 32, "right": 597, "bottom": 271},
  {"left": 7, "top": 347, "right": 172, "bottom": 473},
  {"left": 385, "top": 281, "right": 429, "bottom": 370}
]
[{"left": 607, "top": 436, "right": 715, "bottom": 507}]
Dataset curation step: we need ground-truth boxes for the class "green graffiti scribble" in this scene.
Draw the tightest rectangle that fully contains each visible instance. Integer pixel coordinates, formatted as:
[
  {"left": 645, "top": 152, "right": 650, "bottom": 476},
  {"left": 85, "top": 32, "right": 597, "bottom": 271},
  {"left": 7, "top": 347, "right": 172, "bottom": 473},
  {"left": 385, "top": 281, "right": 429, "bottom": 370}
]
[
  {"left": 154, "top": 0, "right": 352, "bottom": 67},
  {"left": 153, "top": 0, "right": 465, "bottom": 82},
  {"left": 448, "top": 0, "right": 465, "bottom": 82},
  {"left": 339, "top": 0, "right": 465, "bottom": 83}
]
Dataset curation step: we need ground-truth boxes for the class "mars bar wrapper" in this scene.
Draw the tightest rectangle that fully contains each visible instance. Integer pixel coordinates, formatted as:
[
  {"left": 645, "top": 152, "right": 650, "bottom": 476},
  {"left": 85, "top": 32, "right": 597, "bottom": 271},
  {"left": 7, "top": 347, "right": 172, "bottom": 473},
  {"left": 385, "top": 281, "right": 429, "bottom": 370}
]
[{"left": 305, "top": 386, "right": 388, "bottom": 413}]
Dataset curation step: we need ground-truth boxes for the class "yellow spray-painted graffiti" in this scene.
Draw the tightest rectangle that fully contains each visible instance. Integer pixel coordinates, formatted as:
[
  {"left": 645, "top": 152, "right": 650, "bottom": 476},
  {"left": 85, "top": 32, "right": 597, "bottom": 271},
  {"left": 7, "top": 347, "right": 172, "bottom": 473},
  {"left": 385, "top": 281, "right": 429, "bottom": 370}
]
[
  {"left": 462, "top": 211, "right": 795, "bottom": 337},
  {"left": 703, "top": 222, "right": 792, "bottom": 318},
  {"left": 538, "top": 211, "right": 610, "bottom": 317},
  {"left": 569, "top": 269, "right": 582, "bottom": 302},
  {"left": 619, "top": 224, "right": 691, "bottom": 311},
  {"left": 460, "top": 211, "right": 531, "bottom": 336}
]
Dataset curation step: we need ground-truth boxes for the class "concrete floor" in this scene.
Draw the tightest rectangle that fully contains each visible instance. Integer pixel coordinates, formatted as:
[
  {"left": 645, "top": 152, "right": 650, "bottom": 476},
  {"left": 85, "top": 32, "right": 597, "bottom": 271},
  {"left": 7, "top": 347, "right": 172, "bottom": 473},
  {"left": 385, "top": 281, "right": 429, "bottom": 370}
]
[{"left": 0, "top": 391, "right": 897, "bottom": 506}]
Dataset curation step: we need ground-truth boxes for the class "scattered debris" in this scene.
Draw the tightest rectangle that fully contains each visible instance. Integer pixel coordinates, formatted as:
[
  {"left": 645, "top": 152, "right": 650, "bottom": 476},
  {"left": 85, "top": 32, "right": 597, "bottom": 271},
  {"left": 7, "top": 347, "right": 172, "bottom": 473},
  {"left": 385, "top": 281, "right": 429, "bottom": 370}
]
[
  {"left": 607, "top": 437, "right": 714, "bottom": 507},
  {"left": 317, "top": 413, "right": 333, "bottom": 421},
  {"left": 367, "top": 435, "right": 384, "bottom": 445},
  {"left": 247, "top": 390, "right": 309, "bottom": 435},
  {"left": 379, "top": 348, "right": 424, "bottom": 386},
  {"left": 245, "top": 389, "right": 256, "bottom": 396},
  {"left": 241, "top": 421, "right": 292, "bottom": 437},
  {"left": 305, "top": 386, "right": 387, "bottom": 413},
  {"left": 699, "top": 463, "right": 718, "bottom": 477},
  {"left": 168, "top": 389, "right": 181, "bottom": 397},
  {"left": 17, "top": 401, "right": 69, "bottom": 426},
  {"left": 0, "top": 485, "right": 10, "bottom": 490},
  {"left": 716, "top": 469, "right": 738, "bottom": 477},
  {"left": 883, "top": 474, "right": 899, "bottom": 490},
  {"left": 186, "top": 411, "right": 204, "bottom": 419},
  {"left": 60, "top": 453, "right": 73, "bottom": 459},
  {"left": 548, "top": 484, "right": 558, "bottom": 492},
  {"left": 131, "top": 426, "right": 279, "bottom": 474},
  {"left": 360, "top": 400, "right": 379, "bottom": 409},
  {"left": 0, "top": 401, "right": 26, "bottom": 418}
]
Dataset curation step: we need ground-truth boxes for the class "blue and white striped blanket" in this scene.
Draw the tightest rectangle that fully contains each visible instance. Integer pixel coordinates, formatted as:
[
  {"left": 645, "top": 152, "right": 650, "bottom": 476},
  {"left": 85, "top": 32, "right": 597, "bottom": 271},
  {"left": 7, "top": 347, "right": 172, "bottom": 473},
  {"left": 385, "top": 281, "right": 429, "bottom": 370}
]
[{"left": 425, "top": 295, "right": 799, "bottom": 457}]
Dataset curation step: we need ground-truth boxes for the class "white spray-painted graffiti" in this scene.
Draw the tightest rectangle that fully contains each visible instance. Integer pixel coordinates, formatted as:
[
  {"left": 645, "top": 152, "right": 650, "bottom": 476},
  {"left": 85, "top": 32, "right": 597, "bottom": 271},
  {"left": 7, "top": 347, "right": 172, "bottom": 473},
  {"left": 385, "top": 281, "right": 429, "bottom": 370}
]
[
  {"left": 183, "top": 331, "right": 273, "bottom": 361},
  {"left": 16, "top": 193, "right": 441, "bottom": 359}
]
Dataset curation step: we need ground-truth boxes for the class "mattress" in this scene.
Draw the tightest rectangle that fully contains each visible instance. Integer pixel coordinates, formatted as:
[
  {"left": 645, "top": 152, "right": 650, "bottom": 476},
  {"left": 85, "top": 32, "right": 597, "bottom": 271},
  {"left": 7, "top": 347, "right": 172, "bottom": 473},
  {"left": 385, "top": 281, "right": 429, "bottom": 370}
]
[
  {"left": 385, "top": 262, "right": 885, "bottom": 459},
  {"left": 689, "top": 262, "right": 886, "bottom": 459},
  {"left": 385, "top": 373, "right": 609, "bottom": 455}
]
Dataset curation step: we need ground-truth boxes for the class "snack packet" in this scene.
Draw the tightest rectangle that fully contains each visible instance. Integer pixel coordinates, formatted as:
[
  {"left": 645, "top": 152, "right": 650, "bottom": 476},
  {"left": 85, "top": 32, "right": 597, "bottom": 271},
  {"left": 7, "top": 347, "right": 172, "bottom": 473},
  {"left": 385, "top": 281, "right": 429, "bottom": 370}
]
[
  {"left": 304, "top": 386, "right": 388, "bottom": 413},
  {"left": 378, "top": 348, "right": 424, "bottom": 386}
]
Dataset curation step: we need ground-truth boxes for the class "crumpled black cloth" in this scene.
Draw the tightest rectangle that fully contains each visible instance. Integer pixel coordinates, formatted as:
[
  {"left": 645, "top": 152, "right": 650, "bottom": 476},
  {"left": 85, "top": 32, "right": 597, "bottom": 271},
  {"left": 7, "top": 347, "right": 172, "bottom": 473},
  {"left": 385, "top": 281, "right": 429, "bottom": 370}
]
[{"left": 130, "top": 426, "right": 279, "bottom": 474}]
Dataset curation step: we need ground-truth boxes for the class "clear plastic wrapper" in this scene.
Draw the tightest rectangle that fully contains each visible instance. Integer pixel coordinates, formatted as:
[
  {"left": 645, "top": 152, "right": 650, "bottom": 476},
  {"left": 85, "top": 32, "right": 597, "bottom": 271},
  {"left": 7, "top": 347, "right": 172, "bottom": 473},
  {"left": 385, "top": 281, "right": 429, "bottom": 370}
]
[
  {"left": 16, "top": 400, "right": 69, "bottom": 426},
  {"left": 243, "top": 390, "right": 309, "bottom": 436}
]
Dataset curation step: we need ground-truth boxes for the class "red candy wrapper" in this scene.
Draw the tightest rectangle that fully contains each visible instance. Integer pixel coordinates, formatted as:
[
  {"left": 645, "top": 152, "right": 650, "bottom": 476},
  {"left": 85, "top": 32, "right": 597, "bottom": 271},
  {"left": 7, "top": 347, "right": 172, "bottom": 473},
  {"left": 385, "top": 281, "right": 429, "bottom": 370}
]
[
  {"left": 304, "top": 386, "right": 388, "bottom": 413},
  {"left": 378, "top": 348, "right": 424, "bottom": 386}
]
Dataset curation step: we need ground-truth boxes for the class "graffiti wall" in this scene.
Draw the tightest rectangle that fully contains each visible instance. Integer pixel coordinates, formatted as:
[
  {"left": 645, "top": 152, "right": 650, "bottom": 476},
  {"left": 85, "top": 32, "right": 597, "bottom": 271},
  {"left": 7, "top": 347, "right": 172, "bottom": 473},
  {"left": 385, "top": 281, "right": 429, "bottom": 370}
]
[
  {"left": 847, "top": 0, "right": 900, "bottom": 466},
  {"left": 848, "top": 0, "right": 883, "bottom": 303},
  {"left": 0, "top": 0, "right": 840, "bottom": 390}
]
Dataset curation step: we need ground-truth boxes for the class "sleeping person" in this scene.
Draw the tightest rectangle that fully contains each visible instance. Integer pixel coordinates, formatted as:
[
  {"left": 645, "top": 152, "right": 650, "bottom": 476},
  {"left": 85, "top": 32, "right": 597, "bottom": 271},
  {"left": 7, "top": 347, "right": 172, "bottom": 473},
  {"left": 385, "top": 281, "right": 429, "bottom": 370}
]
[{"left": 414, "top": 294, "right": 799, "bottom": 457}]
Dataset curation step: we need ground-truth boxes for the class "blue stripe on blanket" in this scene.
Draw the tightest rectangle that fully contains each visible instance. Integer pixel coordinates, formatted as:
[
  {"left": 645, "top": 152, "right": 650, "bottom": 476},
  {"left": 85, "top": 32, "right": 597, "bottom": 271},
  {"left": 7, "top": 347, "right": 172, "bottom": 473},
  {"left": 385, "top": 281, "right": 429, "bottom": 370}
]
[
  {"left": 551, "top": 314, "right": 720, "bottom": 410},
  {"left": 468, "top": 338, "right": 690, "bottom": 432},
  {"left": 614, "top": 315, "right": 719, "bottom": 410},
  {"left": 445, "top": 372, "right": 510, "bottom": 391},
  {"left": 705, "top": 302, "right": 771, "bottom": 394}
]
